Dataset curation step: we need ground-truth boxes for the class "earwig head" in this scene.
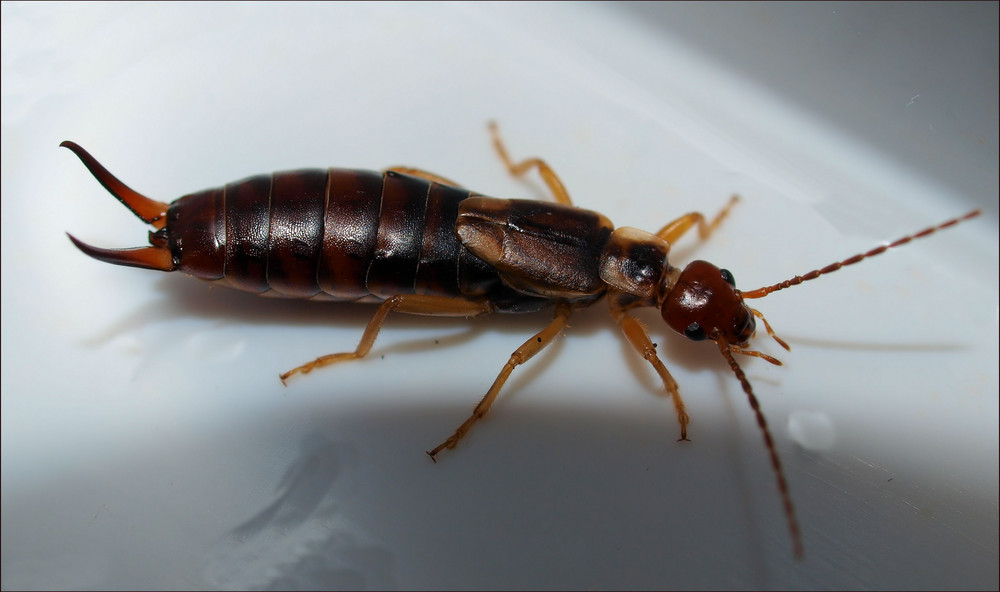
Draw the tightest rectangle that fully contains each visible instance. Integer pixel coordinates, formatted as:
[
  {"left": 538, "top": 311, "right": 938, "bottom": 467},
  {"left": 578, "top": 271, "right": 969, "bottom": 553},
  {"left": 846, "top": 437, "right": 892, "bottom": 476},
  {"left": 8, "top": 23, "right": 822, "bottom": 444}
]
[
  {"left": 658, "top": 210, "right": 981, "bottom": 560},
  {"left": 661, "top": 260, "right": 755, "bottom": 346},
  {"left": 62, "top": 141, "right": 176, "bottom": 272},
  {"left": 656, "top": 260, "right": 798, "bottom": 556}
]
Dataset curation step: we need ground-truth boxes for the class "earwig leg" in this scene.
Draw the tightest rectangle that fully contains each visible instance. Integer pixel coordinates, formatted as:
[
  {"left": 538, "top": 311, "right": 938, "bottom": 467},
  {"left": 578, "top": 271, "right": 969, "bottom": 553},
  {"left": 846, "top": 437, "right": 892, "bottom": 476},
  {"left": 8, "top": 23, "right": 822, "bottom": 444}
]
[
  {"left": 749, "top": 308, "right": 790, "bottom": 351},
  {"left": 279, "top": 295, "right": 492, "bottom": 383},
  {"left": 612, "top": 306, "right": 690, "bottom": 441},
  {"left": 729, "top": 346, "right": 783, "bottom": 366},
  {"left": 488, "top": 121, "right": 574, "bottom": 206},
  {"left": 428, "top": 301, "right": 573, "bottom": 460},
  {"left": 386, "top": 167, "right": 464, "bottom": 188},
  {"left": 655, "top": 195, "right": 740, "bottom": 243}
]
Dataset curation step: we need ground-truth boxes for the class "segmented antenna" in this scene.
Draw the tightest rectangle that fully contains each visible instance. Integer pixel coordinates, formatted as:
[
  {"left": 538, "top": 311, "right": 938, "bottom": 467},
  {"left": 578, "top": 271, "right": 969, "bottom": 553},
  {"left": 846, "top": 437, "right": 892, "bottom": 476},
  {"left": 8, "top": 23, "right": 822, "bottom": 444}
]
[
  {"left": 742, "top": 210, "right": 981, "bottom": 300},
  {"left": 716, "top": 336, "right": 804, "bottom": 559}
]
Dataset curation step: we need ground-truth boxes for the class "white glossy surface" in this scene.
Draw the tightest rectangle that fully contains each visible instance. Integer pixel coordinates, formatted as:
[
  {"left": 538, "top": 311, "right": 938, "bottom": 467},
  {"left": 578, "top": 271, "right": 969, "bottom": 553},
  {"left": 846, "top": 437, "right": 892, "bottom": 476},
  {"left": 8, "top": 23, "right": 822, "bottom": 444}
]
[{"left": 2, "top": 3, "right": 997, "bottom": 589}]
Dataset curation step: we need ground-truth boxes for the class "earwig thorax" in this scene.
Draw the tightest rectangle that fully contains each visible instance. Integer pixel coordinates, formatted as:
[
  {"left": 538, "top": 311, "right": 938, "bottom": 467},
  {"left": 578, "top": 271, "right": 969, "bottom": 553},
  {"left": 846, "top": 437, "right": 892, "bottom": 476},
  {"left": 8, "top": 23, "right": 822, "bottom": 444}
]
[{"left": 598, "top": 227, "right": 674, "bottom": 302}]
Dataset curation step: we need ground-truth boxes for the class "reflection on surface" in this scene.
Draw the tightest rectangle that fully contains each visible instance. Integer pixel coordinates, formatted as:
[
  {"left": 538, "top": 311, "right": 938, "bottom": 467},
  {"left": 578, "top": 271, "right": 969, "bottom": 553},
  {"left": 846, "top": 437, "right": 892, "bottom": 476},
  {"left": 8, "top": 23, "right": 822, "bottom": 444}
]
[{"left": 205, "top": 434, "right": 395, "bottom": 590}]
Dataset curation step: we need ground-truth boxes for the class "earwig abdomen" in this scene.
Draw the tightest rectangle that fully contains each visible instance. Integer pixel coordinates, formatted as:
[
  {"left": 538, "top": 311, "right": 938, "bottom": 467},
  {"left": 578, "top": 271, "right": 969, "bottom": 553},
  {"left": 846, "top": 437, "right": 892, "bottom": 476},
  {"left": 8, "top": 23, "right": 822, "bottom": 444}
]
[
  {"left": 167, "top": 169, "right": 500, "bottom": 302},
  {"left": 317, "top": 169, "right": 383, "bottom": 300},
  {"left": 266, "top": 171, "right": 328, "bottom": 298},
  {"left": 164, "top": 186, "right": 225, "bottom": 281}
]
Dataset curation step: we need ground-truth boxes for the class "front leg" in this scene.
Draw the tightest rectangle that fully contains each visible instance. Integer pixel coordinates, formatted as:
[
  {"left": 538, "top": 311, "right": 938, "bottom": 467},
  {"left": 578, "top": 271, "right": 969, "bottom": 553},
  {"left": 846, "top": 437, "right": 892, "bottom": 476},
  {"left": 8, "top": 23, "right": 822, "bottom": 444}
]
[{"left": 610, "top": 294, "right": 690, "bottom": 441}]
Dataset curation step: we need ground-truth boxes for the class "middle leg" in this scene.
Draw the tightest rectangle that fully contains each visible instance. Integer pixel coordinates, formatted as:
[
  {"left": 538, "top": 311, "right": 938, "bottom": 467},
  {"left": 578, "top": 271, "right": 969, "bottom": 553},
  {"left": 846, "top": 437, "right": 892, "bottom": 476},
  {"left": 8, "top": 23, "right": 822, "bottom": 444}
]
[
  {"left": 655, "top": 194, "right": 740, "bottom": 244},
  {"left": 488, "top": 121, "right": 574, "bottom": 206},
  {"left": 428, "top": 301, "right": 573, "bottom": 460}
]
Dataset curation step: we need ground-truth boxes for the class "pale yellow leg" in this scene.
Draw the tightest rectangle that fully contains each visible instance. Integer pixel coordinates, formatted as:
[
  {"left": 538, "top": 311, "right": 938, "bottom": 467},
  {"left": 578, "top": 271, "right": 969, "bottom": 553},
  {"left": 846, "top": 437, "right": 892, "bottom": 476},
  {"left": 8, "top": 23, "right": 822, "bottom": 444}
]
[
  {"left": 750, "top": 308, "right": 790, "bottom": 351},
  {"left": 612, "top": 304, "right": 690, "bottom": 441},
  {"left": 280, "top": 295, "right": 492, "bottom": 383},
  {"left": 428, "top": 301, "right": 573, "bottom": 460},
  {"left": 488, "top": 121, "right": 573, "bottom": 206},
  {"left": 655, "top": 194, "right": 740, "bottom": 243}
]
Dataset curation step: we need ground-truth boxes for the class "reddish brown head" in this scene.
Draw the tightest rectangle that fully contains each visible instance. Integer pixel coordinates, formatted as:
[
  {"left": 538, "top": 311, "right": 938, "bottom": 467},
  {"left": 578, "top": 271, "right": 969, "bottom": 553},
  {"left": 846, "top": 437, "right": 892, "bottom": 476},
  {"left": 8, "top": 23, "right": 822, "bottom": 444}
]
[
  {"left": 661, "top": 260, "right": 755, "bottom": 346},
  {"left": 651, "top": 210, "right": 979, "bottom": 560}
]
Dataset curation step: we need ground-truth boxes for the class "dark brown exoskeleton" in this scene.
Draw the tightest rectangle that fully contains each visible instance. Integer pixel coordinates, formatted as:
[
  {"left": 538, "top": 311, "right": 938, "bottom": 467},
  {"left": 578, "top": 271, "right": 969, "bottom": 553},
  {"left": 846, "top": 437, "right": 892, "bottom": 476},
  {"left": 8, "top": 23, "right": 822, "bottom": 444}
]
[{"left": 64, "top": 123, "right": 980, "bottom": 558}]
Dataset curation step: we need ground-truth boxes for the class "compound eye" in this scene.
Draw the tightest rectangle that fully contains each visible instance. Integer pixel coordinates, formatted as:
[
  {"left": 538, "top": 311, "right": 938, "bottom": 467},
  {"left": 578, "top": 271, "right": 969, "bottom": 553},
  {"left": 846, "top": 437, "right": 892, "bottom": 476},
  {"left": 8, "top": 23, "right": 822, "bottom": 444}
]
[
  {"left": 684, "top": 322, "right": 707, "bottom": 341},
  {"left": 720, "top": 268, "right": 736, "bottom": 286}
]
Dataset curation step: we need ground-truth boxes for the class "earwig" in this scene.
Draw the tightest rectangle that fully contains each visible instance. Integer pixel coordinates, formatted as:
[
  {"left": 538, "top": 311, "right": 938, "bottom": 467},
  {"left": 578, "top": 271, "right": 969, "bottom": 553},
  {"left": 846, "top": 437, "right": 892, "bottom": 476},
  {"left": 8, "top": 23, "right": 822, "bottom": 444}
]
[{"left": 64, "top": 123, "right": 981, "bottom": 559}]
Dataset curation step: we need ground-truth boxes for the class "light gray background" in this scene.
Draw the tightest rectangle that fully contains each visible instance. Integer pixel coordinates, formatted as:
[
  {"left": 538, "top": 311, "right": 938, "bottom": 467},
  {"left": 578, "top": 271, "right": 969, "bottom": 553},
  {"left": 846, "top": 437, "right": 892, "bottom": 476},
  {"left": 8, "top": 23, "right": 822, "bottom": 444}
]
[{"left": 3, "top": 3, "right": 997, "bottom": 589}]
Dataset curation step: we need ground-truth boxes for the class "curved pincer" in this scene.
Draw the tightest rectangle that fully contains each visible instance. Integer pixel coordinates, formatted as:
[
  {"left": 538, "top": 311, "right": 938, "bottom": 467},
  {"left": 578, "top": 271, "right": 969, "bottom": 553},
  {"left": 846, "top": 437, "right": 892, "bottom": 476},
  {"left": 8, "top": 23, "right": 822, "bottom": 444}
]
[
  {"left": 66, "top": 233, "right": 175, "bottom": 271},
  {"left": 63, "top": 141, "right": 176, "bottom": 272}
]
